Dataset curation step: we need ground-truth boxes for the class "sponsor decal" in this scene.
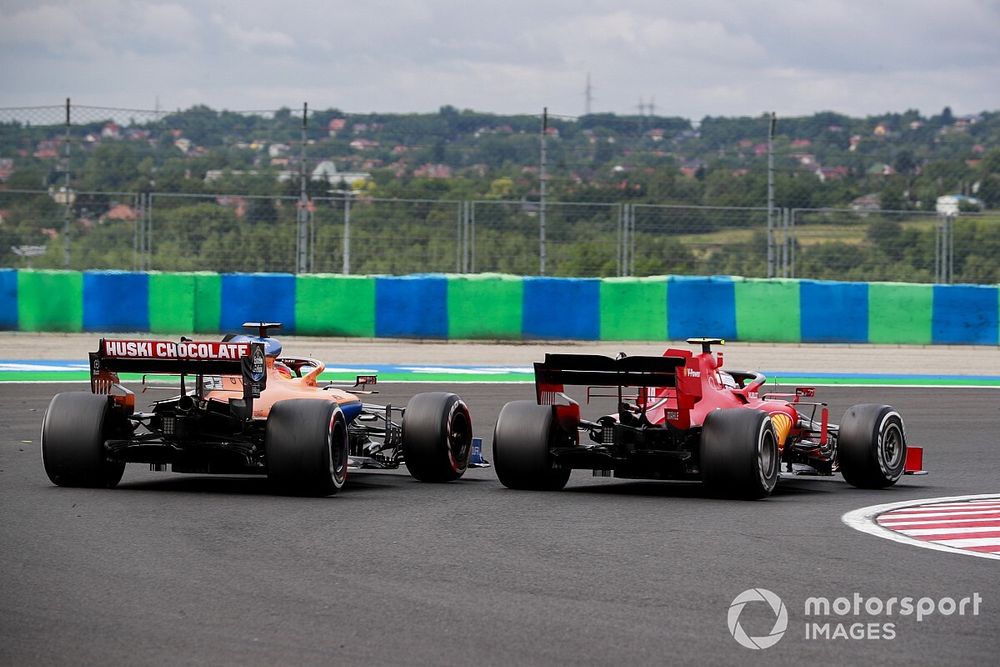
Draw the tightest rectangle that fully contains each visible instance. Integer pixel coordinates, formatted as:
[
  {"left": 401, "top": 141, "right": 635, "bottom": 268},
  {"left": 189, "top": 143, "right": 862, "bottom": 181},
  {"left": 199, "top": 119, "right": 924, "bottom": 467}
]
[
  {"left": 250, "top": 345, "right": 266, "bottom": 383},
  {"left": 103, "top": 340, "right": 251, "bottom": 361},
  {"left": 684, "top": 368, "right": 701, "bottom": 378},
  {"left": 770, "top": 412, "right": 793, "bottom": 445}
]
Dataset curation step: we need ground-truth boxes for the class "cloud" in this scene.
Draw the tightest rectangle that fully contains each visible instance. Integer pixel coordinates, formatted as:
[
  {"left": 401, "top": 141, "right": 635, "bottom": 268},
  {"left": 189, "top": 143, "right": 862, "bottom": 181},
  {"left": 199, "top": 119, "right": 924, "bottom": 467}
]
[
  {"left": 210, "top": 14, "right": 295, "bottom": 51},
  {"left": 0, "top": 0, "right": 998, "bottom": 118}
]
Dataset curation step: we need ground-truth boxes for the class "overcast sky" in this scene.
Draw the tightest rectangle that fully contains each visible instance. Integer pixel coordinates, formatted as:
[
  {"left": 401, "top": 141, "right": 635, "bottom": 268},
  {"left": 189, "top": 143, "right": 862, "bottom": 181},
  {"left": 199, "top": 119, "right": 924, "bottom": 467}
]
[{"left": 1, "top": 0, "right": 998, "bottom": 120}]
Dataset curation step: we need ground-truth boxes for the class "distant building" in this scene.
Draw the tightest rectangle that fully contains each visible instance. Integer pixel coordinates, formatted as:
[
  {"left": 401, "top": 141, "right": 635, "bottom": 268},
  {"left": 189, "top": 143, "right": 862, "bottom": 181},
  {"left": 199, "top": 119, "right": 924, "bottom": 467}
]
[
  {"left": 34, "top": 140, "right": 60, "bottom": 159},
  {"left": 815, "top": 166, "right": 849, "bottom": 182},
  {"left": 936, "top": 195, "right": 982, "bottom": 215},
  {"left": 101, "top": 203, "right": 137, "bottom": 222},
  {"left": 328, "top": 118, "right": 346, "bottom": 136},
  {"left": 268, "top": 143, "right": 290, "bottom": 158},
  {"left": 851, "top": 193, "right": 881, "bottom": 212},
  {"left": 310, "top": 160, "right": 370, "bottom": 186},
  {"left": 349, "top": 139, "right": 379, "bottom": 151},
  {"left": 413, "top": 163, "right": 452, "bottom": 179}
]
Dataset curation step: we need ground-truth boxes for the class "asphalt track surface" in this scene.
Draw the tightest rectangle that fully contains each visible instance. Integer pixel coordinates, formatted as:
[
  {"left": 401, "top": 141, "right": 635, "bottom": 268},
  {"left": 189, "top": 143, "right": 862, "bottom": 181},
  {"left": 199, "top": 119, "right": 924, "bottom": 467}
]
[{"left": 3, "top": 382, "right": 999, "bottom": 666}]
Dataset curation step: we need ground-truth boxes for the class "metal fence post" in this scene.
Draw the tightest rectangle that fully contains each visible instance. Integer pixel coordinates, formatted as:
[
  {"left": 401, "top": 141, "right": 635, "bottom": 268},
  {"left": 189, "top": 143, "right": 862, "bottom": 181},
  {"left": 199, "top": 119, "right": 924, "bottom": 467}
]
[
  {"left": 133, "top": 192, "right": 140, "bottom": 271},
  {"left": 628, "top": 204, "right": 636, "bottom": 277},
  {"left": 539, "top": 108, "right": 548, "bottom": 276},
  {"left": 781, "top": 207, "right": 789, "bottom": 278},
  {"left": 309, "top": 205, "right": 315, "bottom": 273},
  {"left": 935, "top": 212, "right": 954, "bottom": 284},
  {"left": 455, "top": 201, "right": 465, "bottom": 273},
  {"left": 470, "top": 200, "right": 477, "bottom": 273},
  {"left": 948, "top": 214, "right": 954, "bottom": 284},
  {"left": 145, "top": 193, "right": 153, "bottom": 270},
  {"left": 616, "top": 204, "right": 624, "bottom": 277},
  {"left": 295, "top": 102, "right": 310, "bottom": 274},
  {"left": 61, "top": 98, "right": 72, "bottom": 268},
  {"left": 342, "top": 194, "right": 352, "bottom": 275},
  {"left": 133, "top": 192, "right": 143, "bottom": 271},
  {"left": 789, "top": 208, "right": 796, "bottom": 278},
  {"left": 936, "top": 214, "right": 942, "bottom": 283},
  {"left": 628, "top": 206, "right": 637, "bottom": 276},
  {"left": 766, "top": 112, "right": 776, "bottom": 279}
]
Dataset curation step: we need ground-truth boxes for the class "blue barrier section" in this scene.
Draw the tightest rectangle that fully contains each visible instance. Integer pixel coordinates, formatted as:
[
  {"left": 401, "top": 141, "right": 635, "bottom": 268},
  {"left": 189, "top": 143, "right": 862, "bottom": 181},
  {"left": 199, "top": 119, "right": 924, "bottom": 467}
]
[
  {"left": 82, "top": 271, "right": 150, "bottom": 332},
  {"left": 800, "top": 280, "right": 868, "bottom": 343},
  {"left": 0, "top": 269, "right": 17, "bottom": 329},
  {"left": 932, "top": 284, "right": 1000, "bottom": 345},
  {"left": 375, "top": 275, "right": 448, "bottom": 338},
  {"left": 522, "top": 277, "right": 601, "bottom": 339},
  {"left": 666, "top": 276, "right": 736, "bottom": 340},
  {"left": 219, "top": 273, "right": 296, "bottom": 333}
]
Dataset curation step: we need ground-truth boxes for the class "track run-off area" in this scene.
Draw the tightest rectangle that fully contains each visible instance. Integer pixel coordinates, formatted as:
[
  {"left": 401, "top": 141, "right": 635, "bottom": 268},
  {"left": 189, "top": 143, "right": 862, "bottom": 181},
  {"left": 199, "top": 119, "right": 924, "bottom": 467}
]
[{"left": 2, "top": 335, "right": 999, "bottom": 665}]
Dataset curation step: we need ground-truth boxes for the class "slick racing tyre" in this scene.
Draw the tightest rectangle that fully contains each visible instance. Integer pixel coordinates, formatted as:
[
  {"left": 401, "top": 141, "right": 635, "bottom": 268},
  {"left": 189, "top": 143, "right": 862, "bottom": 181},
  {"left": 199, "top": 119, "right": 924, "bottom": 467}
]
[
  {"left": 701, "top": 409, "right": 779, "bottom": 500},
  {"left": 266, "top": 399, "right": 348, "bottom": 496},
  {"left": 402, "top": 392, "right": 473, "bottom": 482},
  {"left": 838, "top": 404, "right": 906, "bottom": 489},
  {"left": 41, "top": 392, "right": 126, "bottom": 488},
  {"left": 492, "top": 400, "right": 572, "bottom": 491}
]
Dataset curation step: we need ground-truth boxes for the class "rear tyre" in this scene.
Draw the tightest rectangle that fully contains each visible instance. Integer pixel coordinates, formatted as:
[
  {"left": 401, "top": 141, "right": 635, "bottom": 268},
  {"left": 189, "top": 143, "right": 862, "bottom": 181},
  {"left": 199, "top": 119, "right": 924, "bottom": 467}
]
[
  {"left": 838, "top": 404, "right": 906, "bottom": 489},
  {"left": 493, "top": 401, "right": 572, "bottom": 491},
  {"left": 41, "top": 392, "right": 125, "bottom": 488},
  {"left": 701, "top": 409, "right": 779, "bottom": 500},
  {"left": 266, "top": 399, "right": 348, "bottom": 496},
  {"left": 402, "top": 392, "right": 473, "bottom": 482}
]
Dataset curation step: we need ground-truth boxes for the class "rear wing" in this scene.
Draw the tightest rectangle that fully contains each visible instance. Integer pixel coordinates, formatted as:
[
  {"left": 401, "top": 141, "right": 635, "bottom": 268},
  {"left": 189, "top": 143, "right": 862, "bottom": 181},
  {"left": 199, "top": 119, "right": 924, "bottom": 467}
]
[
  {"left": 534, "top": 353, "right": 687, "bottom": 396},
  {"left": 90, "top": 339, "right": 267, "bottom": 404},
  {"left": 534, "top": 353, "right": 702, "bottom": 429}
]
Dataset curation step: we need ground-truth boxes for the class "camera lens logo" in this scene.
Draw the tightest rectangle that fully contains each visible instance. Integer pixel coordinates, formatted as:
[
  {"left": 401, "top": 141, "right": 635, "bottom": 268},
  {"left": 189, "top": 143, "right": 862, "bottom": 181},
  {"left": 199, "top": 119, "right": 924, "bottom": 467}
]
[{"left": 727, "top": 588, "right": 788, "bottom": 650}]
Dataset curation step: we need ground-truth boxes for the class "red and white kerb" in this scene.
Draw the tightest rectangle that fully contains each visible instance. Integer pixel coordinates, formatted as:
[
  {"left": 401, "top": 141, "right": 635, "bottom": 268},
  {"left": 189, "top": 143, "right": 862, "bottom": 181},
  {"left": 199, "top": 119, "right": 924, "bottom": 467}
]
[{"left": 843, "top": 494, "right": 1000, "bottom": 561}]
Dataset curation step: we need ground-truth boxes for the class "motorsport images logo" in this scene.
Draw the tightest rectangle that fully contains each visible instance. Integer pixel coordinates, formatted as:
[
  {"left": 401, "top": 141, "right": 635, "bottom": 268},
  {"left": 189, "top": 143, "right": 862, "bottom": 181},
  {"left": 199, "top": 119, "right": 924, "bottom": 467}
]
[
  {"left": 728, "top": 588, "right": 984, "bottom": 648},
  {"left": 727, "top": 588, "right": 789, "bottom": 650}
]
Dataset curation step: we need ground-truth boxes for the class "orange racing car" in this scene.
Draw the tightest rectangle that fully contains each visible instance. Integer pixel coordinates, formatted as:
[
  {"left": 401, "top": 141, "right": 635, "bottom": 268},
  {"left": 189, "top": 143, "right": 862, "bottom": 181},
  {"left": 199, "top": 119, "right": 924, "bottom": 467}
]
[{"left": 41, "top": 323, "right": 479, "bottom": 495}]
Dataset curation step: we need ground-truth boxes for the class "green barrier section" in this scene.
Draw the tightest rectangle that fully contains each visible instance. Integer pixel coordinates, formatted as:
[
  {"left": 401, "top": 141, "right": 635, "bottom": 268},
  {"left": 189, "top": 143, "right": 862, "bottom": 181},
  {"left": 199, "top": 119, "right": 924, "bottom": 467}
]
[
  {"left": 192, "top": 273, "right": 221, "bottom": 333},
  {"left": 448, "top": 274, "right": 524, "bottom": 339},
  {"left": 17, "top": 270, "right": 83, "bottom": 332},
  {"left": 734, "top": 278, "right": 801, "bottom": 342},
  {"left": 149, "top": 273, "right": 196, "bottom": 333},
  {"left": 599, "top": 277, "right": 667, "bottom": 340},
  {"left": 868, "top": 282, "right": 932, "bottom": 344},
  {"left": 295, "top": 274, "right": 376, "bottom": 336},
  {"left": 148, "top": 272, "right": 221, "bottom": 333}
]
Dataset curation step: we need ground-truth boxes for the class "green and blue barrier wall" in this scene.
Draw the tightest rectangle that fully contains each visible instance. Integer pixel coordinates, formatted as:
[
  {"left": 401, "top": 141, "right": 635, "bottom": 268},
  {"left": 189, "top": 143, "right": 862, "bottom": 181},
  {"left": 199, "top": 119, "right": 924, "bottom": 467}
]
[{"left": 4, "top": 269, "right": 999, "bottom": 345}]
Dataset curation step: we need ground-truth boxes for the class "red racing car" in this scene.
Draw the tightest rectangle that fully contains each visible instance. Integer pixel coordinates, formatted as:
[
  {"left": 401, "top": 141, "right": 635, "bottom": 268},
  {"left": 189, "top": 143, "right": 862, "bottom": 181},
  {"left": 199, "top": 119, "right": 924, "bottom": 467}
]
[{"left": 492, "top": 338, "right": 924, "bottom": 499}]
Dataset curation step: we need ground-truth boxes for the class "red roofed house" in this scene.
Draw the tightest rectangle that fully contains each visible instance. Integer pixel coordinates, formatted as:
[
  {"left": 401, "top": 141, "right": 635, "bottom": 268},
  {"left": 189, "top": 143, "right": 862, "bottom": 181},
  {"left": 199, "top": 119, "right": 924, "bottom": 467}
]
[{"left": 101, "top": 203, "right": 138, "bottom": 222}]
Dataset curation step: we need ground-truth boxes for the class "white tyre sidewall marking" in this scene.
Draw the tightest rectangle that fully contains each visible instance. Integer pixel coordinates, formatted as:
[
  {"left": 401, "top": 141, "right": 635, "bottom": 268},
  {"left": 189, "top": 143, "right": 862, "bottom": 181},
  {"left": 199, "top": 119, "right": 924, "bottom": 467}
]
[{"left": 842, "top": 493, "right": 1000, "bottom": 562}]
